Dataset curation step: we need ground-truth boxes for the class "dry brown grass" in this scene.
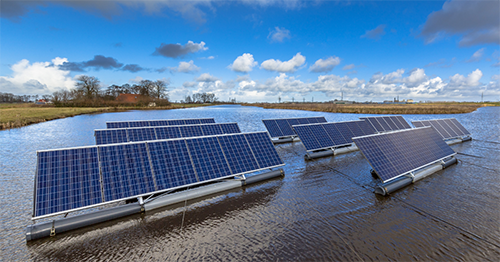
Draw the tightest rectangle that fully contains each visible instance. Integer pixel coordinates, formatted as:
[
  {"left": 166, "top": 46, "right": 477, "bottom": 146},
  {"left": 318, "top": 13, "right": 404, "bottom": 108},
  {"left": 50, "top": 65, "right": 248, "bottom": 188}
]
[
  {"left": 0, "top": 103, "right": 211, "bottom": 130},
  {"left": 245, "top": 102, "right": 496, "bottom": 115}
]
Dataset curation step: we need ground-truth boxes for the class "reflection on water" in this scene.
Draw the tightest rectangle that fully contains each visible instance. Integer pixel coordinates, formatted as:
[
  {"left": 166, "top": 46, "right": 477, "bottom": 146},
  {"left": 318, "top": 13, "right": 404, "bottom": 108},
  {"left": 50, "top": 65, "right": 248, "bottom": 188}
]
[{"left": 1, "top": 105, "right": 499, "bottom": 261}]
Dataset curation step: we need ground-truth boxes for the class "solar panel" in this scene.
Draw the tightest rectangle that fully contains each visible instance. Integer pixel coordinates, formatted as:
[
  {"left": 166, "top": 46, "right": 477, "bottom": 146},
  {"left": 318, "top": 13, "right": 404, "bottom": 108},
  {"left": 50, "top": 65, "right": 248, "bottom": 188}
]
[
  {"left": 34, "top": 147, "right": 102, "bottom": 217},
  {"left": 147, "top": 139, "right": 198, "bottom": 190},
  {"left": 33, "top": 132, "right": 284, "bottom": 219},
  {"left": 106, "top": 118, "right": 215, "bottom": 129},
  {"left": 293, "top": 120, "right": 378, "bottom": 152},
  {"left": 95, "top": 129, "right": 128, "bottom": 145},
  {"left": 353, "top": 127, "right": 456, "bottom": 183},
  {"left": 411, "top": 118, "right": 470, "bottom": 140},
  {"left": 360, "top": 116, "right": 411, "bottom": 133},
  {"left": 95, "top": 123, "right": 241, "bottom": 145},
  {"left": 262, "top": 117, "right": 328, "bottom": 139}
]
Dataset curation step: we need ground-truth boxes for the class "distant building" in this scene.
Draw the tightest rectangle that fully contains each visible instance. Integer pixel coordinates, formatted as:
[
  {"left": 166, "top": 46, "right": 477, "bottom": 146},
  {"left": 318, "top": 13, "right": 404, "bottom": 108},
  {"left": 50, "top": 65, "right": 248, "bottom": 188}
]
[
  {"left": 116, "top": 94, "right": 142, "bottom": 103},
  {"left": 35, "top": 99, "right": 47, "bottom": 105}
]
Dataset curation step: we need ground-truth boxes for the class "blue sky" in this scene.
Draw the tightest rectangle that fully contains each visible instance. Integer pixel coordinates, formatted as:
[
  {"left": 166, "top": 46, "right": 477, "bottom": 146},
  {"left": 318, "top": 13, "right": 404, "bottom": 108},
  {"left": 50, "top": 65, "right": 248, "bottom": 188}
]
[{"left": 1, "top": 0, "right": 499, "bottom": 102}]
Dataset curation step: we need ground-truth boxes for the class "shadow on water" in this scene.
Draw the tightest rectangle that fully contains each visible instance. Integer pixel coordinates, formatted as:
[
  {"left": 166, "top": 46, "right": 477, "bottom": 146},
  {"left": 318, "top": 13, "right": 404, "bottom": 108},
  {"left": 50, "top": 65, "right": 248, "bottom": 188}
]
[{"left": 1, "top": 105, "right": 499, "bottom": 261}]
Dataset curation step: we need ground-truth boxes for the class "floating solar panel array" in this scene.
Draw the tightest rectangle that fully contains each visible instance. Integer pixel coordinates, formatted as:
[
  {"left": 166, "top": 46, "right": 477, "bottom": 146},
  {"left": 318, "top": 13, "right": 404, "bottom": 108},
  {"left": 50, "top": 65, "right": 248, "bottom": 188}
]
[
  {"left": 353, "top": 127, "right": 456, "bottom": 183},
  {"left": 106, "top": 118, "right": 215, "bottom": 129},
  {"left": 33, "top": 132, "right": 284, "bottom": 219},
  {"left": 262, "top": 117, "right": 327, "bottom": 139},
  {"left": 95, "top": 123, "right": 241, "bottom": 145},
  {"left": 411, "top": 118, "right": 470, "bottom": 140},
  {"left": 359, "top": 116, "right": 411, "bottom": 133},
  {"left": 293, "top": 120, "right": 377, "bottom": 152}
]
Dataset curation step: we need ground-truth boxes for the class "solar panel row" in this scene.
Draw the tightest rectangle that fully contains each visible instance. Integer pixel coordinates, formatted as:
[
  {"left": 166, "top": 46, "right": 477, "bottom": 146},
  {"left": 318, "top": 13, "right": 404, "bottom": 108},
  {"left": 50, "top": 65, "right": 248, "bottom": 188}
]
[
  {"left": 34, "top": 132, "right": 284, "bottom": 218},
  {"left": 359, "top": 116, "right": 411, "bottom": 133},
  {"left": 293, "top": 120, "right": 377, "bottom": 151},
  {"left": 262, "top": 117, "right": 327, "bottom": 138},
  {"left": 411, "top": 118, "right": 470, "bottom": 140},
  {"left": 106, "top": 118, "right": 215, "bottom": 129},
  {"left": 353, "top": 127, "right": 456, "bottom": 183},
  {"left": 95, "top": 123, "right": 241, "bottom": 145}
]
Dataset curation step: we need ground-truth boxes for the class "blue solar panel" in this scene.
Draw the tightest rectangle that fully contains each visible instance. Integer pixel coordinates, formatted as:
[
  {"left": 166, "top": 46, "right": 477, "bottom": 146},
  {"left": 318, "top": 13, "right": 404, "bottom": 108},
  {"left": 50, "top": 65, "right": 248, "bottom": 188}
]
[
  {"left": 147, "top": 140, "right": 199, "bottom": 190},
  {"left": 353, "top": 127, "right": 456, "bottom": 183},
  {"left": 297, "top": 118, "right": 310, "bottom": 124},
  {"left": 220, "top": 123, "right": 241, "bottom": 134},
  {"left": 127, "top": 128, "right": 156, "bottom": 142},
  {"left": 186, "top": 137, "right": 232, "bottom": 181},
  {"left": 308, "top": 124, "right": 335, "bottom": 148},
  {"left": 106, "top": 118, "right": 215, "bottom": 129},
  {"left": 218, "top": 134, "right": 260, "bottom": 174},
  {"left": 335, "top": 122, "right": 356, "bottom": 142},
  {"left": 286, "top": 118, "right": 300, "bottom": 128},
  {"left": 322, "top": 123, "right": 350, "bottom": 146},
  {"left": 34, "top": 147, "right": 102, "bottom": 217},
  {"left": 316, "top": 117, "right": 328, "bottom": 123},
  {"left": 107, "top": 122, "right": 129, "bottom": 129},
  {"left": 411, "top": 119, "right": 470, "bottom": 140},
  {"left": 357, "top": 120, "right": 377, "bottom": 136},
  {"left": 179, "top": 125, "right": 204, "bottom": 137},
  {"left": 98, "top": 143, "right": 155, "bottom": 201},
  {"left": 345, "top": 121, "right": 365, "bottom": 137},
  {"left": 382, "top": 116, "right": 398, "bottom": 130},
  {"left": 95, "top": 129, "right": 128, "bottom": 145},
  {"left": 360, "top": 116, "right": 411, "bottom": 133},
  {"left": 292, "top": 125, "right": 321, "bottom": 151},
  {"left": 201, "top": 124, "right": 224, "bottom": 136},
  {"left": 276, "top": 119, "right": 295, "bottom": 136},
  {"left": 200, "top": 118, "right": 216, "bottom": 124},
  {"left": 155, "top": 126, "right": 182, "bottom": 140},
  {"left": 262, "top": 120, "right": 283, "bottom": 138},
  {"left": 245, "top": 132, "right": 284, "bottom": 168}
]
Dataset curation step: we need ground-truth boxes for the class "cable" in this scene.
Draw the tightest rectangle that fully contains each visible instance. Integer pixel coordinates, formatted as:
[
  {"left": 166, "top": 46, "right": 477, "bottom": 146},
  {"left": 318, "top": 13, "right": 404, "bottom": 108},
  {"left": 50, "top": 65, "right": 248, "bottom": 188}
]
[{"left": 472, "top": 139, "right": 500, "bottom": 145}]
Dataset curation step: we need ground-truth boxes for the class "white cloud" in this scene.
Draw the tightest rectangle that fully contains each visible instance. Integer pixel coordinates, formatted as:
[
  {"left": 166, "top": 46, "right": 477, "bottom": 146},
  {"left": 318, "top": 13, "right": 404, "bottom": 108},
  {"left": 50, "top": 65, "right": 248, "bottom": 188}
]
[
  {"left": 466, "top": 48, "right": 485, "bottom": 63},
  {"left": 169, "top": 60, "right": 200, "bottom": 73},
  {"left": 361, "top": 24, "right": 386, "bottom": 40},
  {"left": 268, "top": 26, "right": 291, "bottom": 43},
  {"left": 229, "top": 53, "right": 257, "bottom": 73},
  {"left": 0, "top": 57, "right": 75, "bottom": 94},
  {"left": 128, "top": 76, "right": 144, "bottom": 83},
  {"left": 309, "top": 56, "right": 341, "bottom": 73},
  {"left": 261, "top": 52, "right": 306, "bottom": 73},
  {"left": 342, "top": 64, "right": 355, "bottom": 70},
  {"left": 420, "top": 0, "right": 499, "bottom": 46},
  {"left": 196, "top": 73, "right": 219, "bottom": 82}
]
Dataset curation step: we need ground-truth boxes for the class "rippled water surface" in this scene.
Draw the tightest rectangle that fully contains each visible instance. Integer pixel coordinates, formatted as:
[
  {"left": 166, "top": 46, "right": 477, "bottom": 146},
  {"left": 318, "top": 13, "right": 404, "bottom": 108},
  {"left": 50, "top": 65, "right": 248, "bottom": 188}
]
[{"left": 1, "top": 105, "right": 499, "bottom": 261}]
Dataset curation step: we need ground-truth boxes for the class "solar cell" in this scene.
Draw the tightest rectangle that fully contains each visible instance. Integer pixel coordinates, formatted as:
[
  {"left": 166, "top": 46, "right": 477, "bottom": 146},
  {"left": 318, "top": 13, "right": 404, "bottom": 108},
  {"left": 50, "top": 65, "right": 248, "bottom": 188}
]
[
  {"left": 360, "top": 117, "right": 384, "bottom": 132},
  {"left": 106, "top": 118, "right": 215, "bottom": 129},
  {"left": 179, "top": 125, "right": 204, "bottom": 137},
  {"left": 155, "top": 126, "right": 182, "bottom": 140},
  {"left": 167, "top": 120, "right": 185, "bottom": 126},
  {"left": 360, "top": 116, "right": 411, "bottom": 133},
  {"left": 127, "top": 128, "right": 157, "bottom": 142},
  {"left": 186, "top": 136, "right": 232, "bottom": 181},
  {"left": 34, "top": 147, "right": 102, "bottom": 217},
  {"left": 220, "top": 123, "right": 241, "bottom": 134},
  {"left": 95, "top": 129, "right": 128, "bottom": 145},
  {"left": 346, "top": 121, "right": 365, "bottom": 137},
  {"left": 292, "top": 125, "right": 322, "bottom": 151},
  {"left": 201, "top": 124, "right": 224, "bottom": 136},
  {"left": 245, "top": 132, "right": 284, "bottom": 168},
  {"left": 149, "top": 120, "right": 169, "bottom": 127},
  {"left": 200, "top": 118, "right": 216, "bottom": 124},
  {"left": 128, "top": 121, "right": 150, "bottom": 128},
  {"left": 262, "top": 120, "right": 283, "bottom": 138},
  {"left": 322, "top": 123, "right": 350, "bottom": 146},
  {"left": 357, "top": 120, "right": 377, "bottom": 136},
  {"left": 184, "top": 119, "right": 201, "bottom": 125},
  {"left": 297, "top": 118, "right": 310, "bottom": 124},
  {"left": 395, "top": 116, "right": 412, "bottom": 129},
  {"left": 218, "top": 134, "right": 260, "bottom": 174},
  {"left": 107, "top": 122, "right": 129, "bottom": 129},
  {"left": 316, "top": 117, "right": 328, "bottom": 123},
  {"left": 353, "top": 127, "right": 456, "bottom": 183},
  {"left": 411, "top": 119, "right": 470, "bottom": 140},
  {"left": 98, "top": 143, "right": 156, "bottom": 201},
  {"left": 147, "top": 139, "right": 199, "bottom": 190},
  {"left": 276, "top": 119, "right": 295, "bottom": 136}
]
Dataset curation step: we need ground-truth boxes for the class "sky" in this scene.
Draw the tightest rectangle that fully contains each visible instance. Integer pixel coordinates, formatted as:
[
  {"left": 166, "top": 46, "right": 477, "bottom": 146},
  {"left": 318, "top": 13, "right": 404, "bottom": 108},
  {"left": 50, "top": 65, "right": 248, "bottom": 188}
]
[{"left": 1, "top": 0, "right": 499, "bottom": 103}]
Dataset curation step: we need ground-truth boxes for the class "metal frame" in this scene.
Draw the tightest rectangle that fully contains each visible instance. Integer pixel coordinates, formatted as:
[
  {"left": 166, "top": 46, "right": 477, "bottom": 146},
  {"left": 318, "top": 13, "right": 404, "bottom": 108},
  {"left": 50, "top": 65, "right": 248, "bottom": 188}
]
[
  {"left": 353, "top": 127, "right": 457, "bottom": 183},
  {"left": 106, "top": 118, "right": 215, "bottom": 128},
  {"left": 360, "top": 115, "right": 410, "bottom": 133},
  {"left": 411, "top": 118, "right": 471, "bottom": 140},
  {"left": 32, "top": 131, "right": 284, "bottom": 220}
]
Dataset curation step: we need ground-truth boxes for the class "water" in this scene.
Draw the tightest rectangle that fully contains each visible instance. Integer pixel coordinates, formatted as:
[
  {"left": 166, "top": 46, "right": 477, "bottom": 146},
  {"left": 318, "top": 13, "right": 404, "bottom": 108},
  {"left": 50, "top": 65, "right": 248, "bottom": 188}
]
[{"left": 1, "top": 105, "right": 499, "bottom": 261}]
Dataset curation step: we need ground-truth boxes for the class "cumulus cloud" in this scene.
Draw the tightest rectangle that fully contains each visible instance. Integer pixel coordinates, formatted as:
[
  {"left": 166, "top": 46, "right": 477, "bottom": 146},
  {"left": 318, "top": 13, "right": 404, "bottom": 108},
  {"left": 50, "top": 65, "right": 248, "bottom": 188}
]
[
  {"left": 0, "top": 57, "right": 76, "bottom": 94},
  {"left": 268, "top": 27, "right": 291, "bottom": 43},
  {"left": 361, "top": 24, "right": 386, "bottom": 40},
  {"left": 59, "top": 55, "right": 140, "bottom": 72},
  {"left": 466, "top": 48, "right": 485, "bottom": 63},
  {"left": 167, "top": 60, "right": 200, "bottom": 73},
  {"left": 420, "top": 0, "right": 500, "bottom": 46},
  {"left": 309, "top": 56, "right": 341, "bottom": 73},
  {"left": 153, "top": 41, "right": 208, "bottom": 58},
  {"left": 196, "top": 73, "right": 219, "bottom": 82},
  {"left": 122, "top": 64, "right": 145, "bottom": 72},
  {"left": 229, "top": 53, "right": 258, "bottom": 73},
  {"left": 261, "top": 52, "right": 306, "bottom": 73}
]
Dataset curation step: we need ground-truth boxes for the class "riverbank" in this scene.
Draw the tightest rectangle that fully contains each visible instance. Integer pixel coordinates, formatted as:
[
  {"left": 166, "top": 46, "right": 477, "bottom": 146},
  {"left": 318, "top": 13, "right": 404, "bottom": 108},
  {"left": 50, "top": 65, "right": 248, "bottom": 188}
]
[
  {"left": 0, "top": 103, "right": 208, "bottom": 130},
  {"left": 244, "top": 102, "right": 499, "bottom": 115}
]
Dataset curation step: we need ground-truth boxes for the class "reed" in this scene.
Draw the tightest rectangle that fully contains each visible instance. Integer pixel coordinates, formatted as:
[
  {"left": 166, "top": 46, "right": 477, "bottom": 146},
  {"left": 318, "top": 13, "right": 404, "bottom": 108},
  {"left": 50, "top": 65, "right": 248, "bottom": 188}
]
[{"left": 244, "top": 102, "right": 497, "bottom": 115}]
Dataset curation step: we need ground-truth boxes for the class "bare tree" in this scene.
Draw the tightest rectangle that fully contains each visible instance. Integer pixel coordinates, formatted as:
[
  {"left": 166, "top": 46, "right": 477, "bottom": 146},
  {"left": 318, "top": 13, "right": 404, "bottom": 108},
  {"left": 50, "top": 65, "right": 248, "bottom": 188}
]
[
  {"left": 76, "top": 75, "right": 100, "bottom": 99},
  {"left": 184, "top": 95, "right": 192, "bottom": 103},
  {"left": 152, "top": 80, "right": 169, "bottom": 100}
]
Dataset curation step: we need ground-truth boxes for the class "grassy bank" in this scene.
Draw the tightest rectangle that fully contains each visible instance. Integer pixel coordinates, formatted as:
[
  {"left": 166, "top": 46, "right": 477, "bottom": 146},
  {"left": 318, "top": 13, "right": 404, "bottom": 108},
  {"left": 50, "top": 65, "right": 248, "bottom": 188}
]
[
  {"left": 244, "top": 102, "right": 499, "bottom": 115},
  {"left": 0, "top": 103, "right": 210, "bottom": 130}
]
